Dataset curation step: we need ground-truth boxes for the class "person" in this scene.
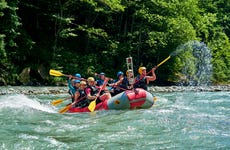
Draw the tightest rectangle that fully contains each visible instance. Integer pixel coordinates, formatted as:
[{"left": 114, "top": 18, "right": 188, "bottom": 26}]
[
  {"left": 126, "top": 69, "right": 134, "bottom": 89},
  {"left": 67, "top": 73, "right": 81, "bottom": 102},
  {"left": 109, "top": 71, "right": 129, "bottom": 96},
  {"left": 134, "top": 66, "right": 156, "bottom": 90},
  {"left": 73, "top": 81, "right": 89, "bottom": 108},
  {"left": 96, "top": 72, "right": 106, "bottom": 86},
  {"left": 85, "top": 77, "right": 111, "bottom": 105}
]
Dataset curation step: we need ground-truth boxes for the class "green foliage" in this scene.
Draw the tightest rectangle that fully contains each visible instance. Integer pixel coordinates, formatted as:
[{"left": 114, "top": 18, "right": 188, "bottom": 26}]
[
  {"left": 0, "top": 0, "right": 7, "bottom": 17},
  {"left": 209, "top": 31, "right": 230, "bottom": 83},
  {"left": 0, "top": 34, "right": 6, "bottom": 59},
  {"left": 0, "top": 0, "right": 229, "bottom": 85}
]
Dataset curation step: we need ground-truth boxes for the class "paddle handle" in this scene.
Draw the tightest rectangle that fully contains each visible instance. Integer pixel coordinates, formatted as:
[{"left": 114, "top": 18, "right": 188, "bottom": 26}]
[
  {"left": 147, "top": 55, "right": 171, "bottom": 75},
  {"left": 156, "top": 56, "right": 171, "bottom": 68}
]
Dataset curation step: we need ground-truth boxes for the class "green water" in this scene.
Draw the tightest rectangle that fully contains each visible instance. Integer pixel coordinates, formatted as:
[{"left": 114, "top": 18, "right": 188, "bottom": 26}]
[{"left": 0, "top": 91, "right": 229, "bottom": 149}]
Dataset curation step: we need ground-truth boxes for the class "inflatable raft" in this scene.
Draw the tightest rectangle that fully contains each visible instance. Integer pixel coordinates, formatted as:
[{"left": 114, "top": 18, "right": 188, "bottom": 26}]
[{"left": 68, "top": 88, "right": 155, "bottom": 113}]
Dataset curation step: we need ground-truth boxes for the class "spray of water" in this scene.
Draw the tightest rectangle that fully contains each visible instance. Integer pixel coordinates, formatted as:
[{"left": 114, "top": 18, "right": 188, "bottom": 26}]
[
  {"left": 172, "top": 41, "right": 213, "bottom": 86},
  {"left": 0, "top": 94, "right": 56, "bottom": 113}
]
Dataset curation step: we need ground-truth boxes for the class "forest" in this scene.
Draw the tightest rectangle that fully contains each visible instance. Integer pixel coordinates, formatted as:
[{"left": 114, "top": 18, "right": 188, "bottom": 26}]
[{"left": 0, "top": 0, "right": 229, "bottom": 86}]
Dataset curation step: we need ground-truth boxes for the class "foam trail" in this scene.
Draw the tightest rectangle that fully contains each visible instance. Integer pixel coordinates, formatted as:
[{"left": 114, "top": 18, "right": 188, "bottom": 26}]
[{"left": 0, "top": 94, "right": 56, "bottom": 113}]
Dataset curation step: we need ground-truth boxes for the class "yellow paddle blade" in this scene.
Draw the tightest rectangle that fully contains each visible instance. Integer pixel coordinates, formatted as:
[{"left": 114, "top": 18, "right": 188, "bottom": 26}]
[
  {"left": 157, "top": 56, "right": 171, "bottom": 68},
  {"left": 88, "top": 78, "right": 109, "bottom": 112},
  {"left": 59, "top": 105, "right": 71, "bottom": 114},
  {"left": 88, "top": 100, "right": 96, "bottom": 112},
  {"left": 51, "top": 99, "right": 63, "bottom": 106},
  {"left": 49, "top": 69, "right": 65, "bottom": 77}
]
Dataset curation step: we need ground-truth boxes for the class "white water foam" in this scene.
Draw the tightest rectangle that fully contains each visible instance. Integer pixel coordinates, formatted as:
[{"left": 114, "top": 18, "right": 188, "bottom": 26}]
[{"left": 0, "top": 94, "right": 56, "bottom": 113}]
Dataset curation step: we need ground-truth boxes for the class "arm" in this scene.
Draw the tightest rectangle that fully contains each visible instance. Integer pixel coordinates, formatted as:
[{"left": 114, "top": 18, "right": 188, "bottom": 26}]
[
  {"left": 146, "top": 67, "right": 157, "bottom": 84},
  {"left": 67, "top": 76, "right": 75, "bottom": 93},
  {"left": 109, "top": 77, "right": 124, "bottom": 86},
  {"left": 85, "top": 88, "right": 97, "bottom": 100}
]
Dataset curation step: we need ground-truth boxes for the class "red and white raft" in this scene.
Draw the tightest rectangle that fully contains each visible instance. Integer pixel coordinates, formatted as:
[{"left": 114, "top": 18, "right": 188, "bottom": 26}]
[{"left": 68, "top": 88, "right": 155, "bottom": 113}]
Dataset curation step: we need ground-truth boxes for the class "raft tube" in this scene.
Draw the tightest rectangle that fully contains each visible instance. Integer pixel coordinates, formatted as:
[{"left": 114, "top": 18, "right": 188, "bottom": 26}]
[{"left": 68, "top": 88, "right": 154, "bottom": 113}]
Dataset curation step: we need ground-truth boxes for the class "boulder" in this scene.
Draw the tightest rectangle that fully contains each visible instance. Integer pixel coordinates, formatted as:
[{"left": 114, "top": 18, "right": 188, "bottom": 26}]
[{"left": 19, "top": 67, "right": 31, "bottom": 85}]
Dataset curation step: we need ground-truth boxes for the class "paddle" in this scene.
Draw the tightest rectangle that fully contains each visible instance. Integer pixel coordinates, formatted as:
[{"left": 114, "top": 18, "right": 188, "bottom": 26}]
[
  {"left": 51, "top": 97, "right": 71, "bottom": 106},
  {"left": 59, "top": 103, "right": 73, "bottom": 114},
  {"left": 49, "top": 69, "right": 85, "bottom": 80},
  {"left": 88, "top": 78, "right": 109, "bottom": 112},
  {"left": 58, "top": 96, "right": 86, "bottom": 114},
  {"left": 144, "top": 55, "right": 171, "bottom": 75},
  {"left": 49, "top": 69, "right": 68, "bottom": 77},
  {"left": 156, "top": 55, "right": 171, "bottom": 68}
]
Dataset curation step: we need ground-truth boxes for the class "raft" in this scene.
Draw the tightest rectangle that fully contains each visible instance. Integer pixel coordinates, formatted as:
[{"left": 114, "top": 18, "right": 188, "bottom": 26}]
[{"left": 68, "top": 88, "right": 155, "bottom": 113}]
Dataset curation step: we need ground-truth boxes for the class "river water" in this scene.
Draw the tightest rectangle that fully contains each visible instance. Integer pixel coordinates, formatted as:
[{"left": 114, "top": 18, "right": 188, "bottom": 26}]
[{"left": 0, "top": 88, "right": 229, "bottom": 149}]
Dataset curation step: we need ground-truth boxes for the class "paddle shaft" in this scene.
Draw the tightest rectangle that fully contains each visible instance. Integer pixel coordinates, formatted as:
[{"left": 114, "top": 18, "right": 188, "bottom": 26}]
[
  {"left": 156, "top": 56, "right": 171, "bottom": 68},
  {"left": 96, "top": 78, "right": 109, "bottom": 98}
]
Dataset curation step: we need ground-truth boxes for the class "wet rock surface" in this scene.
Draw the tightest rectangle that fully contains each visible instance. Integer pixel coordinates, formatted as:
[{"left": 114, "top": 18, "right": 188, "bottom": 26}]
[{"left": 0, "top": 85, "right": 229, "bottom": 95}]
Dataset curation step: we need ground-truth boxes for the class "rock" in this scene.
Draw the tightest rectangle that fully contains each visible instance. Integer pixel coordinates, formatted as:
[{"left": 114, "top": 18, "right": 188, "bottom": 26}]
[
  {"left": 38, "top": 64, "right": 48, "bottom": 79},
  {"left": 19, "top": 67, "right": 31, "bottom": 85},
  {"left": 0, "top": 77, "right": 7, "bottom": 86}
]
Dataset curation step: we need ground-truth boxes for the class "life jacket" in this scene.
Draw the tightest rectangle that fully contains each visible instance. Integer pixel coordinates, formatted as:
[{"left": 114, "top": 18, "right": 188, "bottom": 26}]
[
  {"left": 78, "top": 89, "right": 86, "bottom": 99},
  {"left": 113, "top": 77, "right": 129, "bottom": 94},
  {"left": 96, "top": 79, "right": 104, "bottom": 86},
  {"left": 75, "top": 89, "right": 88, "bottom": 108},
  {"left": 119, "top": 77, "right": 129, "bottom": 90},
  {"left": 134, "top": 75, "right": 147, "bottom": 90},
  {"left": 87, "top": 85, "right": 99, "bottom": 96}
]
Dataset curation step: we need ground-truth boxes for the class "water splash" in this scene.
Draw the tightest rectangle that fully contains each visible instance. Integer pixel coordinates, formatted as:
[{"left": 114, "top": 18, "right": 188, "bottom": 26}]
[
  {"left": 173, "top": 41, "right": 213, "bottom": 86},
  {"left": 0, "top": 94, "right": 56, "bottom": 113}
]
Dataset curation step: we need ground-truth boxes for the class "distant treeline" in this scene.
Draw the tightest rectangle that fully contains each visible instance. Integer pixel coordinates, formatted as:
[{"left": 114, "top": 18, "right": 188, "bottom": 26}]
[{"left": 0, "top": 0, "right": 229, "bottom": 85}]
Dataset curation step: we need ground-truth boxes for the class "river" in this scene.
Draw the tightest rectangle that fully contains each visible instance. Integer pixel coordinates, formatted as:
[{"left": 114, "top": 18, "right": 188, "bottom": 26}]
[{"left": 0, "top": 87, "right": 229, "bottom": 149}]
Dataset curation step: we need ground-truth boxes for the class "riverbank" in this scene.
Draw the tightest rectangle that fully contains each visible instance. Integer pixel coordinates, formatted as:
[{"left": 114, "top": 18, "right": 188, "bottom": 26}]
[
  {"left": 0, "top": 85, "right": 230, "bottom": 95},
  {"left": 148, "top": 85, "right": 230, "bottom": 92}
]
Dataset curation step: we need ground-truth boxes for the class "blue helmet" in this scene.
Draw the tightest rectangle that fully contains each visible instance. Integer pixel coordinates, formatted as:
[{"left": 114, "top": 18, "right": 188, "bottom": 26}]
[
  {"left": 117, "top": 71, "right": 124, "bottom": 77},
  {"left": 100, "top": 72, "right": 105, "bottom": 75},
  {"left": 74, "top": 80, "right": 81, "bottom": 83},
  {"left": 75, "top": 73, "right": 81, "bottom": 78}
]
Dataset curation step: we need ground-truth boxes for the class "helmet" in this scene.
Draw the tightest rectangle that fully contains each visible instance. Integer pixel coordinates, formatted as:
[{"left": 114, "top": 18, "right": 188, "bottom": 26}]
[
  {"left": 80, "top": 81, "right": 87, "bottom": 85},
  {"left": 87, "top": 77, "right": 95, "bottom": 82},
  {"left": 126, "top": 69, "right": 132, "bottom": 76},
  {"left": 100, "top": 72, "right": 105, "bottom": 75},
  {"left": 117, "top": 71, "right": 124, "bottom": 77},
  {"left": 74, "top": 80, "right": 81, "bottom": 83},
  {"left": 75, "top": 73, "right": 81, "bottom": 78},
  {"left": 138, "top": 67, "right": 146, "bottom": 74}
]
